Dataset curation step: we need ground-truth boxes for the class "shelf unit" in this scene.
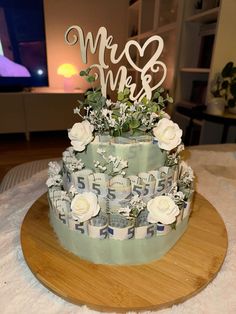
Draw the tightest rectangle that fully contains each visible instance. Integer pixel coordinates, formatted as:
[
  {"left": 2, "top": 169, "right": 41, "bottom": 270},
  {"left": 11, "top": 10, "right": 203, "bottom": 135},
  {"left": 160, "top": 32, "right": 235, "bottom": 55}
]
[
  {"left": 185, "top": 7, "right": 219, "bottom": 23},
  {"left": 126, "top": 0, "right": 236, "bottom": 145},
  {"left": 173, "top": 0, "right": 236, "bottom": 145},
  {"left": 174, "top": 0, "right": 236, "bottom": 108},
  {"left": 127, "top": 0, "right": 184, "bottom": 99}
]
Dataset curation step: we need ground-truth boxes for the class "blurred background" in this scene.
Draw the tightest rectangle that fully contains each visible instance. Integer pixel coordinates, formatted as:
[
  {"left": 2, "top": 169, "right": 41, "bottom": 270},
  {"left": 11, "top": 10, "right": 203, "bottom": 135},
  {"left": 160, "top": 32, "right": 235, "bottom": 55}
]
[{"left": 0, "top": 0, "right": 236, "bottom": 180}]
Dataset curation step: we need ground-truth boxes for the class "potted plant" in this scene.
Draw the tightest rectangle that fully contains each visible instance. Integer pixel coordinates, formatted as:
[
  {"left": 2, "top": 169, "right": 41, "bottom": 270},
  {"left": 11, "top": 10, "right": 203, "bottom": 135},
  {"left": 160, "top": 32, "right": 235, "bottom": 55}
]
[{"left": 210, "top": 61, "right": 236, "bottom": 114}]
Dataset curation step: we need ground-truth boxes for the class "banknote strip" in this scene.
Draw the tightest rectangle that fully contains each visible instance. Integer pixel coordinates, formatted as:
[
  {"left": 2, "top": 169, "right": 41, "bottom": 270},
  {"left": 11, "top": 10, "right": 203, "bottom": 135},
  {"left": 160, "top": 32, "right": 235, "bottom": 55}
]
[
  {"left": 71, "top": 169, "right": 94, "bottom": 192},
  {"left": 138, "top": 172, "right": 156, "bottom": 202},
  {"left": 135, "top": 209, "right": 156, "bottom": 239},
  {"left": 68, "top": 214, "right": 88, "bottom": 235},
  {"left": 108, "top": 176, "right": 132, "bottom": 212},
  {"left": 182, "top": 190, "right": 194, "bottom": 219},
  {"left": 156, "top": 222, "right": 172, "bottom": 235},
  {"left": 108, "top": 214, "right": 135, "bottom": 240},
  {"left": 88, "top": 213, "right": 108, "bottom": 239},
  {"left": 88, "top": 173, "right": 110, "bottom": 210}
]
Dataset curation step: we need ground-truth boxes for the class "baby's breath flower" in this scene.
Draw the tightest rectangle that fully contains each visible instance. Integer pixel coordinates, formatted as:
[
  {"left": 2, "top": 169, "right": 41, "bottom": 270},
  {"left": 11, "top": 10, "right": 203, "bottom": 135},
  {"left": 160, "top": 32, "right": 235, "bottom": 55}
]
[{"left": 46, "top": 174, "right": 63, "bottom": 188}]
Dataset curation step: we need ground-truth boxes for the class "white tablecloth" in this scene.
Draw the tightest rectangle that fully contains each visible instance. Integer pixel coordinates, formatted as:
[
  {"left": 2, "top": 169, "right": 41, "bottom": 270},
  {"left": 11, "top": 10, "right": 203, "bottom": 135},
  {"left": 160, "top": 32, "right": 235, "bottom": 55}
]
[{"left": 1, "top": 146, "right": 236, "bottom": 314}]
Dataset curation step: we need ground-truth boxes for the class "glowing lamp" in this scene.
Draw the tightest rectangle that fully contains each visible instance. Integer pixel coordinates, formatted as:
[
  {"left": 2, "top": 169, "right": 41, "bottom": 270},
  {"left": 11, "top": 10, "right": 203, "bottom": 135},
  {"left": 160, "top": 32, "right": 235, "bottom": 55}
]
[{"left": 57, "top": 63, "right": 78, "bottom": 91}]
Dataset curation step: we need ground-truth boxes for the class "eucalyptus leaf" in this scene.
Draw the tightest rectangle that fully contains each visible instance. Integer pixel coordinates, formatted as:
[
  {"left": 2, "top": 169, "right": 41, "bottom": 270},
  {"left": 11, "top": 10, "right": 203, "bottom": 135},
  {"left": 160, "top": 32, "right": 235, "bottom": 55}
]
[
  {"left": 117, "top": 92, "right": 124, "bottom": 101},
  {"left": 153, "top": 91, "right": 160, "bottom": 99},
  {"left": 80, "top": 70, "right": 87, "bottom": 76},
  {"left": 122, "top": 122, "right": 130, "bottom": 132},
  {"left": 129, "top": 119, "right": 140, "bottom": 129},
  {"left": 158, "top": 96, "right": 164, "bottom": 103},
  {"left": 86, "top": 90, "right": 93, "bottom": 95},
  {"left": 151, "top": 104, "right": 158, "bottom": 112},
  {"left": 86, "top": 68, "right": 91, "bottom": 74},
  {"left": 123, "top": 97, "right": 129, "bottom": 103},
  {"left": 141, "top": 96, "right": 148, "bottom": 104},
  {"left": 78, "top": 100, "right": 84, "bottom": 106},
  {"left": 113, "top": 129, "right": 121, "bottom": 137},
  {"left": 167, "top": 95, "right": 174, "bottom": 103},
  {"left": 86, "top": 76, "right": 95, "bottom": 83},
  {"left": 124, "top": 88, "right": 130, "bottom": 95}
]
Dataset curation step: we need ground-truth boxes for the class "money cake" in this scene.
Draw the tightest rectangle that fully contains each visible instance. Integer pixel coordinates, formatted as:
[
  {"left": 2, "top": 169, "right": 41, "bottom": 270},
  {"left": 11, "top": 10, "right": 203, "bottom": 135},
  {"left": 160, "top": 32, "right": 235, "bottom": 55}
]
[{"left": 46, "top": 27, "right": 194, "bottom": 264}]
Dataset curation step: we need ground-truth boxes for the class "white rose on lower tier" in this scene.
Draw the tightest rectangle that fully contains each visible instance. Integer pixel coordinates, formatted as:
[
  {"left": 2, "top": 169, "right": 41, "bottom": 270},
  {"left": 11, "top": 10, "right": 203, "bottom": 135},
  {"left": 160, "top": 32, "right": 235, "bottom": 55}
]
[
  {"left": 71, "top": 192, "right": 100, "bottom": 223},
  {"left": 147, "top": 195, "right": 179, "bottom": 225},
  {"left": 68, "top": 120, "right": 94, "bottom": 152},
  {"left": 153, "top": 118, "right": 182, "bottom": 151}
]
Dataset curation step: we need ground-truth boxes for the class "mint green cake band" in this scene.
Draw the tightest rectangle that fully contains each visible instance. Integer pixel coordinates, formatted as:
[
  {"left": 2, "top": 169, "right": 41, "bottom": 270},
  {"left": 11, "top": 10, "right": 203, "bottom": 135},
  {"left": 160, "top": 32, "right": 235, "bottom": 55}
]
[
  {"left": 50, "top": 207, "right": 189, "bottom": 265},
  {"left": 76, "top": 139, "right": 166, "bottom": 176}
]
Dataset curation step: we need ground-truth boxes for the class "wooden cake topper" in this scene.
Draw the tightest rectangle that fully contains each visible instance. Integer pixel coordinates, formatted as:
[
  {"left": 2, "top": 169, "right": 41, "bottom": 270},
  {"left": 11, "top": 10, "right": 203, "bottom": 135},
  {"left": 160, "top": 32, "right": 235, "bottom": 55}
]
[{"left": 65, "top": 26, "right": 167, "bottom": 101}]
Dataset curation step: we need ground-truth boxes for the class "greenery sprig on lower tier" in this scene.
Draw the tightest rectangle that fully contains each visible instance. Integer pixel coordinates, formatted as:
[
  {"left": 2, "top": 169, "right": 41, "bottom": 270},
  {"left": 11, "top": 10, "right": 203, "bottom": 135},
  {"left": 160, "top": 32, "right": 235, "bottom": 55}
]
[{"left": 74, "top": 68, "right": 173, "bottom": 137}]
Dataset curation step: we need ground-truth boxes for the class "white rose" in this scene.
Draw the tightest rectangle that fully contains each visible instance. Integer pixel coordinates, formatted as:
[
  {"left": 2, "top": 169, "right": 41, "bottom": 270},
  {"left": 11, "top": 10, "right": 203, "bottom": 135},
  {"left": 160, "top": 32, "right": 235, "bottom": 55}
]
[
  {"left": 153, "top": 118, "right": 182, "bottom": 151},
  {"left": 71, "top": 192, "right": 100, "bottom": 223},
  {"left": 147, "top": 195, "right": 179, "bottom": 224},
  {"left": 68, "top": 120, "right": 94, "bottom": 152}
]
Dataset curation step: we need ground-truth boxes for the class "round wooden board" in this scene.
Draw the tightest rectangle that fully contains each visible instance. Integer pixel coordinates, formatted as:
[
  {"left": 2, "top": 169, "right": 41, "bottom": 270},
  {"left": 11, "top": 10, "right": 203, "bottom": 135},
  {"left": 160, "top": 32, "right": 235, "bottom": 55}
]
[{"left": 20, "top": 193, "right": 228, "bottom": 312}]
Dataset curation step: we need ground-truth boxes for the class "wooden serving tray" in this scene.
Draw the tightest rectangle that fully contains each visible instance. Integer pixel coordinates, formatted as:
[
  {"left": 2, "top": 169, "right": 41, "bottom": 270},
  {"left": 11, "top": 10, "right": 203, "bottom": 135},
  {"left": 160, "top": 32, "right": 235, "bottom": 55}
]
[{"left": 20, "top": 193, "right": 227, "bottom": 312}]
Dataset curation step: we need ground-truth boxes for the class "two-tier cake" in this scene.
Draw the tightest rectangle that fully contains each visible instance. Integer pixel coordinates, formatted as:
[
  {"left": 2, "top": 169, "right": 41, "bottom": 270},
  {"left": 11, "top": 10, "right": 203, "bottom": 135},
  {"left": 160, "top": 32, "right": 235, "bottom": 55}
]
[{"left": 46, "top": 26, "right": 194, "bottom": 265}]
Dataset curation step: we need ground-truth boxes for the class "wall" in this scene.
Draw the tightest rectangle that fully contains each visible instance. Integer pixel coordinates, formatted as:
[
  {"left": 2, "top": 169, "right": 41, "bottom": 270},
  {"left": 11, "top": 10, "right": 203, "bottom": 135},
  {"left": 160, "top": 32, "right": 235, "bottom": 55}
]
[
  {"left": 207, "top": 0, "right": 236, "bottom": 99},
  {"left": 44, "top": 0, "right": 128, "bottom": 91}
]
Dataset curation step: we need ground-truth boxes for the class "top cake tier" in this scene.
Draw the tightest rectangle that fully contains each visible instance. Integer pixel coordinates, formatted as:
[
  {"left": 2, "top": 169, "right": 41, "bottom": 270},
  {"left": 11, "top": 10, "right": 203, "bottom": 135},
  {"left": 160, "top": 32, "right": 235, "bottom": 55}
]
[{"left": 69, "top": 135, "right": 166, "bottom": 176}]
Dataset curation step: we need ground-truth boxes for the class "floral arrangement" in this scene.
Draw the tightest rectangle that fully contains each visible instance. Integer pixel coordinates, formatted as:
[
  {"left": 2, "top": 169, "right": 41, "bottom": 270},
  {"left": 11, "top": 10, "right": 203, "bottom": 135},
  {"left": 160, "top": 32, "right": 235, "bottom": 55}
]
[{"left": 68, "top": 68, "right": 182, "bottom": 152}]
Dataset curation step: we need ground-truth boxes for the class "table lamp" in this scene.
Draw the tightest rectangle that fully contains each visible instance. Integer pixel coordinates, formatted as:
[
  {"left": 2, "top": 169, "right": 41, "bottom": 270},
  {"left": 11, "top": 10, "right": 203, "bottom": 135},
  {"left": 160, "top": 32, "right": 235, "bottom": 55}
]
[{"left": 57, "top": 63, "right": 78, "bottom": 91}]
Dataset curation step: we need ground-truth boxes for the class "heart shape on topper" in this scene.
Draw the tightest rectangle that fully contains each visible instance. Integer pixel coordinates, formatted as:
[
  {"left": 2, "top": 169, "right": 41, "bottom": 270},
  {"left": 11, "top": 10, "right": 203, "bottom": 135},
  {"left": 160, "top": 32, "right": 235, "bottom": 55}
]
[{"left": 125, "top": 35, "right": 164, "bottom": 72}]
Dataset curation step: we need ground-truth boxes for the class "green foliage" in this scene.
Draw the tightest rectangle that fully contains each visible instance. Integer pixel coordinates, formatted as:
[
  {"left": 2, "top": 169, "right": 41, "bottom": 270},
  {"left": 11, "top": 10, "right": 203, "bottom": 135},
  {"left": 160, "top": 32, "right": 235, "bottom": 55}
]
[
  {"left": 117, "top": 89, "right": 130, "bottom": 103},
  {"left": 79, "top": 68, "right": 174, "bottom": 136}
]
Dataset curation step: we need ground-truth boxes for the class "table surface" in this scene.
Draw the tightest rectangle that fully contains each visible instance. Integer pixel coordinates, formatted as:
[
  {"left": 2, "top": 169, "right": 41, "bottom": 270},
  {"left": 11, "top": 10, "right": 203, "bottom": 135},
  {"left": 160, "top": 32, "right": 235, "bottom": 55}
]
[
  {"left": 20, "top": 193, "right": 227, "bottom": 312},
  {"left": 0, "top": 144, "right": 236, "bottom": 314}
]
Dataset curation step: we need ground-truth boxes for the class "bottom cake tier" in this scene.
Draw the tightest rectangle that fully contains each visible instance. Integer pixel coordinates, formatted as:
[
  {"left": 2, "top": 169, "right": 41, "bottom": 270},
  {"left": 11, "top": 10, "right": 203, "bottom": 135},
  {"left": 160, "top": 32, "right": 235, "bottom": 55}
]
[{"left": 49, "top": 201, "right": 190, "bottom": 265}]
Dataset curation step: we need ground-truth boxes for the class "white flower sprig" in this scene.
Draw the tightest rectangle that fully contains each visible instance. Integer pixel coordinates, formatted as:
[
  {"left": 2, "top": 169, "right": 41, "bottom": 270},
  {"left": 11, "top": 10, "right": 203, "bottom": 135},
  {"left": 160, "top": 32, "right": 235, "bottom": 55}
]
[
  {"left": 178, "top": 161, "right": 194, "bottom": 188},
  {"left": 47, "top": 161, "right": 63, "bottom": 188},
  {"left": 48, "top": 161, "right": 61, "bottom": 177},
  {"left": 94, "top": 148, "right": 128, "bottom": 176},
  {"left": 166, "top": 184, "right": 185, "bottom": 207},
  {"left": 46, "top": 174, "right": 63, "bottom": 188},
  {"left": 118, "top": 195, "right": 146, "bottom": 219},
  {"left": 66, "top": 157, "right": 84, "bottom": 172},
  {"left": 165, "top": 144, "right": 185, "bottom": 167}
]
